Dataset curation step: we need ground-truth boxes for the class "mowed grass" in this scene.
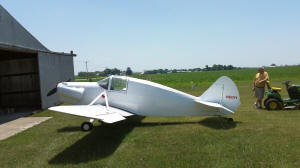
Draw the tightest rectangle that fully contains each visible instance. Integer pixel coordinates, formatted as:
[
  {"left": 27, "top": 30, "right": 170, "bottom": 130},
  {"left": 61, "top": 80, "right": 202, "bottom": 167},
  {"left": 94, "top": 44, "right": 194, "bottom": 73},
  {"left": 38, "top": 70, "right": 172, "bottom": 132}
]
[
  {"left": 133, "top": 66, "right": 300, "bottom": 90},
  {"left": 0, "top": 66, "right": 300, "bottom": 168}
]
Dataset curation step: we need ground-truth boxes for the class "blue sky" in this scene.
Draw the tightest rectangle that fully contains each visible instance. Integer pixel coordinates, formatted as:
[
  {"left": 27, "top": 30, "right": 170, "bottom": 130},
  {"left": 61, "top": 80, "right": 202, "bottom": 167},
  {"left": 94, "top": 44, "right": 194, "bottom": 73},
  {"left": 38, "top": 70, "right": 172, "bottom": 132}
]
[{"left": 1, "top": 0, "right": 300, "bottom": 73}]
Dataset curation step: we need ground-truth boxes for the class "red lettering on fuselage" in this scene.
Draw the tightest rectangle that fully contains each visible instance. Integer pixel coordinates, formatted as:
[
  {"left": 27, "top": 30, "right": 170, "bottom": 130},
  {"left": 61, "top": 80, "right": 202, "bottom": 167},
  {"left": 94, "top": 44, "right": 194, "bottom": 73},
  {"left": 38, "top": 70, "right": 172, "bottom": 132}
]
[{"left": 226, "top": 95, "right": 238, "bottom": 99}]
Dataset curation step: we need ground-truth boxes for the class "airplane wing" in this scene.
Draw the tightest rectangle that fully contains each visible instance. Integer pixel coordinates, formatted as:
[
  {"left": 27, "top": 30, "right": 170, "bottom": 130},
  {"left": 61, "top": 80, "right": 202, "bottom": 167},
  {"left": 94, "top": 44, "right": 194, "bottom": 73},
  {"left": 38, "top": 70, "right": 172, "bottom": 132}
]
[{"left": 49, "top": 105, "right": 134, "bottom": 123}]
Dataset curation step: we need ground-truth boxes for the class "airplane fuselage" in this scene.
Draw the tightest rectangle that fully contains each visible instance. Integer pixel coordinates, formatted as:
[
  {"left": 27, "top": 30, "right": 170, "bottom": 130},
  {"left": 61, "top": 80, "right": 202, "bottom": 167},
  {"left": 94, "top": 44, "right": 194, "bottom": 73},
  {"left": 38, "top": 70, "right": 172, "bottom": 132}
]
[{"left": 57, "top": 76, "right": 232, "bottom": 116}]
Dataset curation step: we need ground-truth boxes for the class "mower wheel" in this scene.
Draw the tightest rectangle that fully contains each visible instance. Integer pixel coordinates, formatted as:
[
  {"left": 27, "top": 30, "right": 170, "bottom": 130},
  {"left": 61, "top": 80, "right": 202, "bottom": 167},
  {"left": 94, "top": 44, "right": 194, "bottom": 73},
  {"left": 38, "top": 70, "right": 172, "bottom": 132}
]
[
  {"left": 263, "top": 98, "right": 269, "bottom": 107},
  {"left": 265, "top": 98, "right": 283, "bottom": 110}
]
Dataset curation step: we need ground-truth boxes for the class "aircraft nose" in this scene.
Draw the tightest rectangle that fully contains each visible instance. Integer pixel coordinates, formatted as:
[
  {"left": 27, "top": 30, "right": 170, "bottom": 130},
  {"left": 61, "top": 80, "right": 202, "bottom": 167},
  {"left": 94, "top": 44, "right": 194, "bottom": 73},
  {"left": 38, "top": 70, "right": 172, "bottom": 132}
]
[{"left": 57, "top": 84, "right": 85, "bottom": 101}]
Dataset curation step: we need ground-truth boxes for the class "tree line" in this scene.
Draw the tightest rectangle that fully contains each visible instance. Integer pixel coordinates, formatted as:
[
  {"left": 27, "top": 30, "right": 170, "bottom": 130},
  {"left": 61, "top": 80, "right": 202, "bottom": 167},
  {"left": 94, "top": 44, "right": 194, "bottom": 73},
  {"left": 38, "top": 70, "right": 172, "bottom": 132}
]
[
  {"left": 78, "top": 67, "right": 132, "bottom": 77},
  {"left": 78, "top": 64, "right": 239, "bottom": 77},
  {"left": 144, "top": 64, "right": 239, "bottom": 74}
]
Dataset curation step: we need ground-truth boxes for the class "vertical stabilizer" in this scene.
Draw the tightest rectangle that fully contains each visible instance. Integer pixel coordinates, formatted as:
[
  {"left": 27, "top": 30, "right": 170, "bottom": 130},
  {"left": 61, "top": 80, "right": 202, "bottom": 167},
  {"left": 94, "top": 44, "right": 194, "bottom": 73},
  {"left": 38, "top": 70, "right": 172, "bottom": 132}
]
[{"left": 198, "top": 76, "right": 240, "bottom": 113}]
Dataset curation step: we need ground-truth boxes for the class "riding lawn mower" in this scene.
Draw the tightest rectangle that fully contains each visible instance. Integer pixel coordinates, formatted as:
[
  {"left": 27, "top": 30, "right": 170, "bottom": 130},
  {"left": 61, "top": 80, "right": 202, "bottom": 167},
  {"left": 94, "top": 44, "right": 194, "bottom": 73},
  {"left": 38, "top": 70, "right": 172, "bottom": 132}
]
[{"left": 264, "top": 81, "right": 300, "bottom": 110}]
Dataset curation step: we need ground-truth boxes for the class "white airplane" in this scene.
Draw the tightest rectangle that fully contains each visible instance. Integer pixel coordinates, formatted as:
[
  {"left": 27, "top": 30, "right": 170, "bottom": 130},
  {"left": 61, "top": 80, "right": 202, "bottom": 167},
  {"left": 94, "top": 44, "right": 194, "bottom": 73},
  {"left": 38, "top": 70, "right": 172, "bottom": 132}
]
[{"left": 48, "top": 75, "right": 240, "bottom": 131}]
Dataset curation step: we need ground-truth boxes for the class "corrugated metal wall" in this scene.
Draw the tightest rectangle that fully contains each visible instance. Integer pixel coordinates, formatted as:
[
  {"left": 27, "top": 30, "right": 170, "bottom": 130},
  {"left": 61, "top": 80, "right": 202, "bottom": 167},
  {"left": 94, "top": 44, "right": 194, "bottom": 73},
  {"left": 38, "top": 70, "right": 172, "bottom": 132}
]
[
  {"left": 0, "top": 50, "right": 41, "bottom": 108},
  {"left": 38, "top": 52, "right": 74, "bottom": 109},
  {"left": 0, "top": 49, "right": 75, "bottom": 110}
]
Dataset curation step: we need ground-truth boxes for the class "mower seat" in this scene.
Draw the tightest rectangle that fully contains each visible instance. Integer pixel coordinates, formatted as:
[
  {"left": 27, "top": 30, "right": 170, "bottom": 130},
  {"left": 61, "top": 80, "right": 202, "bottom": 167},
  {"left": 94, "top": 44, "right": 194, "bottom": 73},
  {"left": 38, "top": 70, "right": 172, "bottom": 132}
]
[{"left": 271, "top": 87, "right": 282, "bottom": 92}]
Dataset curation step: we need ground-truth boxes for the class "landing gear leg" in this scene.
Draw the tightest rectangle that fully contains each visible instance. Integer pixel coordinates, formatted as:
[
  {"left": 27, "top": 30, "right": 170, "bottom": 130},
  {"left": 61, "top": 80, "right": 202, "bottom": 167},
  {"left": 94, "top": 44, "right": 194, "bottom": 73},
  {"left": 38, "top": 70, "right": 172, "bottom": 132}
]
[{"left": 81, "top": 121, "right": 94, "bottom": 131}]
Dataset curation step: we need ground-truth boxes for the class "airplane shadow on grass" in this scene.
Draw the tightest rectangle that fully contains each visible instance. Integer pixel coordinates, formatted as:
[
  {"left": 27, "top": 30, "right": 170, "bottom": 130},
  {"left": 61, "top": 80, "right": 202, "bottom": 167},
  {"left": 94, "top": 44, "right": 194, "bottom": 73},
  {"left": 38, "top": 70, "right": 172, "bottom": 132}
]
[
  {"left": 49, "top": 116, "right": 241, "bottom": 165},
  {"left": 198, "top": 117, "right": 241, "bottom": 130},
  {"left": 49, "top": 115, "right": 145, "bottom": 165}
]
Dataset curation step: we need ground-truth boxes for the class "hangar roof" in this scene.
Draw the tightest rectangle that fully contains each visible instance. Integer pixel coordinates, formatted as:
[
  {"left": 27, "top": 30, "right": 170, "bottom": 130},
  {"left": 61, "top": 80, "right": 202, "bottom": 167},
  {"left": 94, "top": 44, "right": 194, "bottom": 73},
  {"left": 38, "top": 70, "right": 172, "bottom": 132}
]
[{"left": 0, "top": 5, "right": 75, "bottom": 57}]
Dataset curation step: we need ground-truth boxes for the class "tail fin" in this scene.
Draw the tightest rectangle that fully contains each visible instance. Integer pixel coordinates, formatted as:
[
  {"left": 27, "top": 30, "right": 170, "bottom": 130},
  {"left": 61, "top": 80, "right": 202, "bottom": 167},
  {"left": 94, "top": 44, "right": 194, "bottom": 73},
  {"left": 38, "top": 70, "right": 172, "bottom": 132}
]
[{"left": 197, "top": 76, "right": 240, "bottom": 114}]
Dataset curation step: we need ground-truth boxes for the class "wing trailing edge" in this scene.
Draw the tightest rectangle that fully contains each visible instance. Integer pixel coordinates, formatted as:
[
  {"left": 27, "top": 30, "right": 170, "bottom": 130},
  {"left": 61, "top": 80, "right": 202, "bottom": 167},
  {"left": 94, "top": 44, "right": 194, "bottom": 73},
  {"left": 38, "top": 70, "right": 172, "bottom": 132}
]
[{"left": 49, "top": 105, "right": 134, "bottom": 123}]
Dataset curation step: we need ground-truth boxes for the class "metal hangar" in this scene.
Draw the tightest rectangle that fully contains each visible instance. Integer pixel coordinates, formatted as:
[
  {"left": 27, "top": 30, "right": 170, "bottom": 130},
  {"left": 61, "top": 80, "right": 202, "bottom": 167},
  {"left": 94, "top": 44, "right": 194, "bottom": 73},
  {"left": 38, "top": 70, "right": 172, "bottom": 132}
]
[{"left": 0, "top": 5, "right": 75, "bottom": 113}]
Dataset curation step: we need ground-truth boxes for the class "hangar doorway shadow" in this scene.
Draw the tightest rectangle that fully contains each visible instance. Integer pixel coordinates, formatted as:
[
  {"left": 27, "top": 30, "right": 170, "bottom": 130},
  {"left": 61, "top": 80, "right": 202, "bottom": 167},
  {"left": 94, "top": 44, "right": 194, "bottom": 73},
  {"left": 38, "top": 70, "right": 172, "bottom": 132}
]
[
  {"left": 49, "top": 115, "right": 145, "bottom": 165},
  {"left": 0, "top": 108, "right": 40, "bottom": 125}
]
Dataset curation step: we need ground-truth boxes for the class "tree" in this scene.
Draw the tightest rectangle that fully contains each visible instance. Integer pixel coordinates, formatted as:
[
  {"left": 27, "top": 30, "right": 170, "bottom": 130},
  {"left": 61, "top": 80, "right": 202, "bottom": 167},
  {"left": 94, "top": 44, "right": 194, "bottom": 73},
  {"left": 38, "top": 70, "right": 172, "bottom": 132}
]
[
  {"left": 78, "top": 72, "right": 96, "bottom": 77},
  {"left": 158, "top": 69, "right": 164, "bottom": 74},
  {"left": 104, "top": 68, "right": 111, "bottom": 76},
  {"left": 111, "top": 68, "right": 121, "bottom": 75},
  {"left": 227, "top": 65, "right": 234, "bottom": 70},
  {"left": 204, "top": 65, "right": 210, "bottom": 71},
  {"left": 103, "top": 68, "right": 121, "bottom": 76},
  {"left": 126, "top": 67, "right": 133, "bottom": 75}
]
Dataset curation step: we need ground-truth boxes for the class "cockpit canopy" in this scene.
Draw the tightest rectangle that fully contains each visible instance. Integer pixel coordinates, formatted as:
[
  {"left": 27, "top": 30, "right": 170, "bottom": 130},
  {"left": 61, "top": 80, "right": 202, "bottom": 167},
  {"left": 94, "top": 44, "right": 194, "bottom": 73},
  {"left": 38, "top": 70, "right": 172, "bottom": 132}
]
[
  {"left": 98, "top": 77, "right": 109, "bottom": 89},
  {"left": 98, "top": 76, "right": 127, "bottom": 91}
]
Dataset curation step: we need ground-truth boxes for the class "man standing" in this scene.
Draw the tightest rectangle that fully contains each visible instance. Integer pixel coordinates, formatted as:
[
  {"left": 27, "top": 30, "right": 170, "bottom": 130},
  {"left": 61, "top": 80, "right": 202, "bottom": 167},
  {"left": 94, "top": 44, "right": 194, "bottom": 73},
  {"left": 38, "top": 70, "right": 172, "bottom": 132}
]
[{"left": 253, "top": 67, "right": 269, "bottom": 109}]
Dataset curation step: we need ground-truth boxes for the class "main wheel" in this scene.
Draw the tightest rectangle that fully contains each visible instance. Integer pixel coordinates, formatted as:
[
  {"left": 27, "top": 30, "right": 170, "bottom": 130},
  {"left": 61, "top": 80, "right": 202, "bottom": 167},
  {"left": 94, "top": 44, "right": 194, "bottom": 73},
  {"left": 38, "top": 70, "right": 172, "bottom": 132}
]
[
  {"left": 265, "top": 98, "right": 283, "bottom": 110},
  {"left": 81, "top": 122, "right": 93, "bottom": 131}
]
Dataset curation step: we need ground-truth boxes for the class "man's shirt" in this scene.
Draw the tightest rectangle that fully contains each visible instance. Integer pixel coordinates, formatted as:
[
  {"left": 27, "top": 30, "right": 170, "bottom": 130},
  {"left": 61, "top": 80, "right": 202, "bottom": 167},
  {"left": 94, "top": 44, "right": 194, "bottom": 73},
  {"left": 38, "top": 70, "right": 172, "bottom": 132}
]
[{"left": 254, "top": 72, "right": 269, "bottom": 87}]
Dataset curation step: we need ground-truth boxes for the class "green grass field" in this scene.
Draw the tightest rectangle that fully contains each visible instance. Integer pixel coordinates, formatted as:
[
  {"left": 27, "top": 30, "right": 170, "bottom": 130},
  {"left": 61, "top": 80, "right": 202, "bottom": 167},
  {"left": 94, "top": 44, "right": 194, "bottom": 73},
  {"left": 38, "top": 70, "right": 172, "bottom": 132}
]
[{"left": 1, "top": 66, "right": 300, "bottom": 168}]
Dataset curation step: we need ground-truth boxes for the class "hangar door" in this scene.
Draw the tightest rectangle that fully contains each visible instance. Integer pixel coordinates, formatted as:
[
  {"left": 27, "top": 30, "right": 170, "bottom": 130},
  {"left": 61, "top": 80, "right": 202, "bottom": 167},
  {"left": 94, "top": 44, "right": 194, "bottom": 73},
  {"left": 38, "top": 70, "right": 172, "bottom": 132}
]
[{"left": 0, "top": 49, "right": 41, "bottom": 109}]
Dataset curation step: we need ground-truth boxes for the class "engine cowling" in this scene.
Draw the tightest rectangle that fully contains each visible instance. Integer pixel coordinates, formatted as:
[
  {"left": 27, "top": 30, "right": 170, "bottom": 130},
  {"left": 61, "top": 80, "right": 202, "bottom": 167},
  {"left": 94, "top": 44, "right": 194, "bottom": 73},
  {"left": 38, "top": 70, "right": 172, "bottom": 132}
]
[{"left": 57, "top": 83, "right": 85, "bottom": 104}]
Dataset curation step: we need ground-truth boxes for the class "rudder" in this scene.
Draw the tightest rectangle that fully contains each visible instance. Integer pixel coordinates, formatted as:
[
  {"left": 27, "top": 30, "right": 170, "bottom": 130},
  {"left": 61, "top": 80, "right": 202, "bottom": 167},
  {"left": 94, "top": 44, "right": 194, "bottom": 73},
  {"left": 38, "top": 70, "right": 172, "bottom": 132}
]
[{"left": 198, "top": 76, "right": 240, "bottom": 113}]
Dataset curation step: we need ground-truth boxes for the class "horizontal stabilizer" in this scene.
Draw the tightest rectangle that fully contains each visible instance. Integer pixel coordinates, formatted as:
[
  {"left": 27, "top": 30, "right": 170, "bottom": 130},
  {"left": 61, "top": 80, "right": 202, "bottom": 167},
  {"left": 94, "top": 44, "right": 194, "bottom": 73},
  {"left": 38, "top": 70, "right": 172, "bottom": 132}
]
[
  {"left": 49, "top": 105, "right": 134, "bottom": 123},
  {"left": 194, "top": 99, "right": 234, "bottom": 115}
]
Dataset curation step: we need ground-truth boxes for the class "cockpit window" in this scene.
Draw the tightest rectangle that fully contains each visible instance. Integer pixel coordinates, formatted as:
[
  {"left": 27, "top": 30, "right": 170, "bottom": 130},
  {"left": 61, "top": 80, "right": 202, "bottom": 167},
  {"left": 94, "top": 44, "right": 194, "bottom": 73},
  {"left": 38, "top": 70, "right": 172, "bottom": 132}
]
[
  {"left": 111, "top": 77, "right": 127, "bottom": 91},
  {"left": 98, "top": 77, "right": 109, "bottom": 89}
]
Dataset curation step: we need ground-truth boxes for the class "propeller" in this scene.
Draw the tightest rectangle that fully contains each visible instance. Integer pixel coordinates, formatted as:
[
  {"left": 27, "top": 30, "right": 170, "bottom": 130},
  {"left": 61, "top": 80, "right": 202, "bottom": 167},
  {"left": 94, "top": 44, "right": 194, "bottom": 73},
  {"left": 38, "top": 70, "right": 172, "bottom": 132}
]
[
  {"left": 47, "top": 87, "right": 57, "bottom": 96},
  {"left": 47, "top": 78, "right": 72, "bottom": 97}
]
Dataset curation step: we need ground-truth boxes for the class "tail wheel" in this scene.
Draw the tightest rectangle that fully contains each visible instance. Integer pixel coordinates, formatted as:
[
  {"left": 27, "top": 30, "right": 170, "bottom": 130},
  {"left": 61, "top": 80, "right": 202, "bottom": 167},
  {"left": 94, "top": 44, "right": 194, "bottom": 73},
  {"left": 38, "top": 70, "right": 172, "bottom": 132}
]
[
  {"left": 81, "top": 122, "right": 93, "bottom": 131},
  {"left": 265, "top": 98, "right": 283, "bottom": 110}
]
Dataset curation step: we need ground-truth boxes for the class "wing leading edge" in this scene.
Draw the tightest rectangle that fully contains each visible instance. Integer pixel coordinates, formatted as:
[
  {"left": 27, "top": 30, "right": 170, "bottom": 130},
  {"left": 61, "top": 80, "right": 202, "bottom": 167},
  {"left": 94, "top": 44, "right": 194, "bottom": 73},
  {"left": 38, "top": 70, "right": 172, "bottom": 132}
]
[{"left": 49, "top": 105, "right": 134, "bottom": 123}]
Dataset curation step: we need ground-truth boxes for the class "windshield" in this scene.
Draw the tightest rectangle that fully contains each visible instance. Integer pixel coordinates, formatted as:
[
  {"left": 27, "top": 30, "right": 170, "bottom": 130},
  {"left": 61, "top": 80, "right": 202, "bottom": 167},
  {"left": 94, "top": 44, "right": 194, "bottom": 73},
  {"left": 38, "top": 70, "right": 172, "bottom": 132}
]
[
  {"left": 111, "top": 76, "right": 127, "bottom": 91},
  {"left": 98, "top": 77, "right": 109, "bottom": 89}
]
